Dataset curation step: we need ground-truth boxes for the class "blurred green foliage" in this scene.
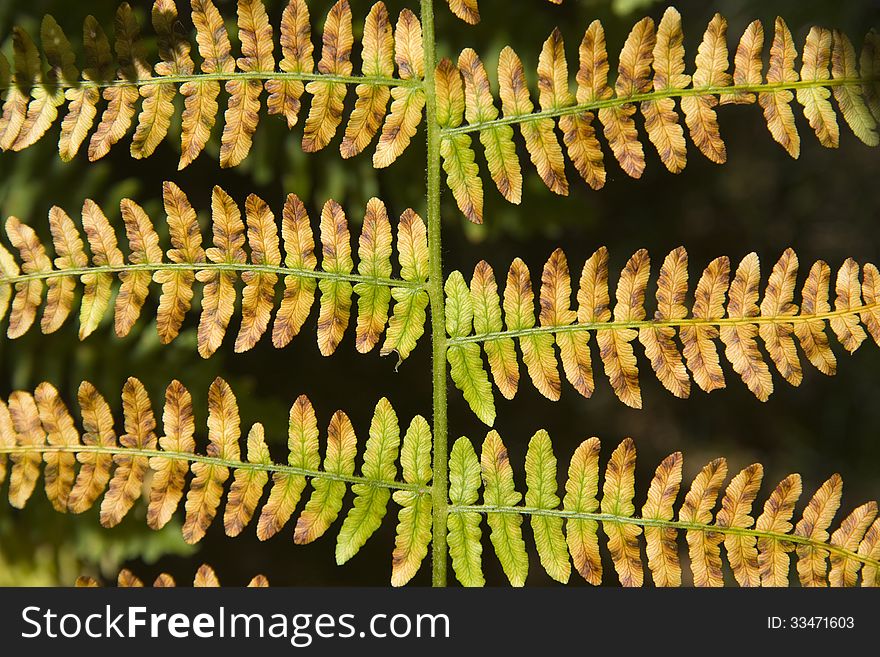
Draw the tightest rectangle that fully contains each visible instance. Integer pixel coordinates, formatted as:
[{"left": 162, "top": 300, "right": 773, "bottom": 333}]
[{"left": 0, "top": 0, "right": 878, "bottom": 585}]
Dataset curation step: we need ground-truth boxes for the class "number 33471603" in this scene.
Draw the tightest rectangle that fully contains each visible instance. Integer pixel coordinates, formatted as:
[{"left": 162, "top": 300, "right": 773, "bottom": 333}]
[{"left": 768, "top": 617, "right": 854, "bottom": 629}]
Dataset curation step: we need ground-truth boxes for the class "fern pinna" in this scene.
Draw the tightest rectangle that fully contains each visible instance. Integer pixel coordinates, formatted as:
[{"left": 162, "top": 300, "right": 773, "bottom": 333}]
[
  {"left": 446, "top": 247, "right": 880, "bottom": 424},
  {"left": 0, "top": 183, "right": 429, "bottom": 360},
  {"left": 76, "top": 563, "right": 269, "bottom": 587},
  {"left": 0, "top": 377, "right": 878, "bottom": 587},
  {"left": 438, "top": 9, "right": 880, "bottom": 222},
  {"left": 0, "top": 0, "right": 426, "bottom": 169}
]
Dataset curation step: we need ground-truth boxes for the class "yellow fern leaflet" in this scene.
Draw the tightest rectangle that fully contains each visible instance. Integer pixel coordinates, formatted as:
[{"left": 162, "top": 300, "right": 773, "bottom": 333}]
[
  {"left": 183, "top": 377, "right": 240, "bottom": 544},
  {"left": 182, "top": 0, "right": 233, "bottom": 169},
  {"left": 34, "top": 383, "right": 78, "bottom": 512},
  {"left": 0, "top": 183, "right": 428, "bottom": 362},
  {"left": 219, "top": 0, "right": 275, "bottom": 168},
  {"left": 256, "top": 396, "right": 319, "bottom": 541},
  {"left": 100, "top": 378, "right": 156, "bottom": 528},
  {"left": 76, "top": 563, "right": 269, "bottom": 588},
  {"left": 197, "top": 186, "right": 246, "bottom": 359},
  {"left": 440, "top": 11, "right": 880, "bottom": 221},
  {"left": 302, "top": 1, "right": 353, "bottom": 153},
  {"left": 235, "top": 194, "right": 281, "bottom": 353},
  {"left": 224, "top": 423, "right": 270, "bottom": 537},
  {"left": 116, "top": 200, "right": 162, "bottom": 338},
  {"left": 88, "top": 4, "right": 150, "bottom": 163},
  {"left": 642, "top": 452, "right": 683, "bottom": 586},
  {"left": 446, "top": 247, "right": 880, "bottom": 424},
  {"left": 436, "top": 57, "right": 483, "bottom": 223},
  {"left": 5, "top": 216, "right": 52, "bottom": 339},
  {"left": 266, "top": 0, "right": 313, "bottom": 130},
  {"left": 340, "top": 2, "right": 392, "bottom": 159},
  {"left": 373, "top": 10, "right": 426, "bottom": 168},
  {"left": 148, "top": 381, "right": 195, "bottom": 531},
  {"left": 0, "top": 0, "right": 423, "bottom": 169},
  {"left": 131, "top": 0, "right": 192, "bottom": 160}
]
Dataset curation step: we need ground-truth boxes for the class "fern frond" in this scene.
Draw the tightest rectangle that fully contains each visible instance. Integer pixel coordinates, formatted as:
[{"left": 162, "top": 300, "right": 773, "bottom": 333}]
[
  {"left": 447, "top": 432, "right": 880, "bottom": 587},
  {"left": 76, "top": 563, "right": 269, "bottom": 587},
  {"left": 446, "top": 247, "right": 880, "bottom": 422},
  {"left": 0, "top": 0, "right": 425, "bottom": 169},
  {"left": 436, "top": 9, "right": 880, "bottom": 222},
  {"left": 0, "top": 378, "right": 433, "bottom": 586},
  {"left": 445, "top": 0, "right": 562, "bottom": 26},
  {"left": 0, "top": 183, "right": 428, "bottom": 361}
]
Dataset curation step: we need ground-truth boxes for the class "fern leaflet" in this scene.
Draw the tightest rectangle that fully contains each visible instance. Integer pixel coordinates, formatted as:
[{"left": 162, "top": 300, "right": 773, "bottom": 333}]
[
  {"left": 76, "top": 563, "right": 268, "bottom": 587},
  {"left": 0, "top": 377, "right": 433, "bottom": 586},
  {"left": 446, "top": 247, "right": 880, "bottom": 423},
  {"left": 436, "top": 9, "right": 880, "bottom": 222},
  {"left": 0, "top": 0, "right": 424, "bottom": 169},
  {"left": 0, "top": 183, "right": 428, "bottom": 360}
]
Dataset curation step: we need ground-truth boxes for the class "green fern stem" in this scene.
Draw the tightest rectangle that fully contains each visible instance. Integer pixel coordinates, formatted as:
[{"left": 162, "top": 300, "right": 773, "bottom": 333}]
[
  {"left": 0, "top": 444, "right": 428, "bottom": 494},
  {"left": 0, "top": 72, "right": 420, "bottom": 93},
  {"left": 451, "top": 504, "right": 880, "bottom": 571},
  {"left": 420, "top": 0, "right": 449, "bottom": 588},
  {"left": 0, "top": 262, "right": 424, "bottom": 290},
  {"left": 447, "top": 302, "right": 880, "bottom": 345},
  {"left": 441, "top": 78, "right": 874, "bottom": 136}
]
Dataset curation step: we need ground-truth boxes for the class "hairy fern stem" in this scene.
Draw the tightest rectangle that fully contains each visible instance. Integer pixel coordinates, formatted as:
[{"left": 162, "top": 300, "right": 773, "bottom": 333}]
[{"left": 421, "top": 0, "right": 449, "bottom": 588}]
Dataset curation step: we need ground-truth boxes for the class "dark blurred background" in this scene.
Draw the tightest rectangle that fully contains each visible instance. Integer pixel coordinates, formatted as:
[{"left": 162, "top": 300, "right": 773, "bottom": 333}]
[{"left": 0, "top": 0, "right": 878, "bottom": 586}]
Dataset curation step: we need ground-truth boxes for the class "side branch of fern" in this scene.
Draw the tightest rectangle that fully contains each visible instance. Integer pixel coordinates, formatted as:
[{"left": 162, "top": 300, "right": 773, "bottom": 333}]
[
  {"left": 0, "top": 71, "right": 418, "bottom": 93},
  {"left": 0, "top": 0, "right": 427, "bottom": 169},
  {"left": 448, "top": 304, "right": 880, "bottom": 343},
  {"left": 435, "top": 9, "right": 880, "bottom": 222},
  {"left": 441, "top": 79, "right": 873, "bottom": 136},
  {"left": 451, "top": 505, "right": 877, "bottom": 564},
  {"left": 1, "top": 262, "right": 420, "bottom": 290},
  {"left": 0, "top": 182, "right": 430, "bottom": 361},
  {"left": 445, "top": 432, "right": 880, "bottom": 587},
  {"left": 1, "top": 444, "right": 425, "bottom": 493},
  {"left": 0, "top": 377, "right": 435, "bottom": 586},
  {"left": 445, "top": 247, "right": 880, "bottom": 424}
]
